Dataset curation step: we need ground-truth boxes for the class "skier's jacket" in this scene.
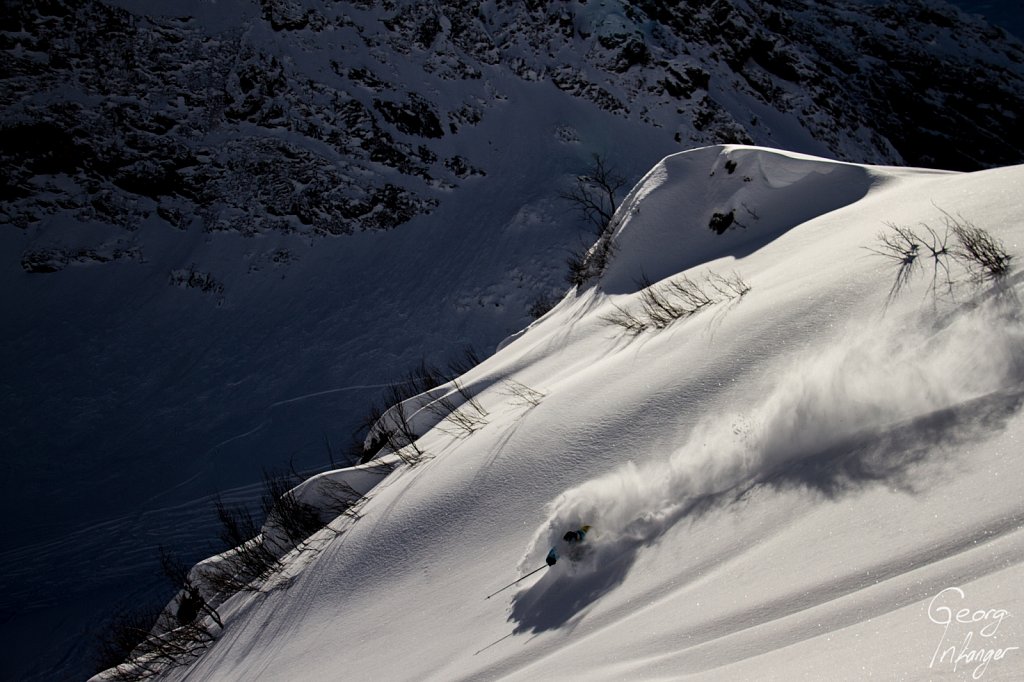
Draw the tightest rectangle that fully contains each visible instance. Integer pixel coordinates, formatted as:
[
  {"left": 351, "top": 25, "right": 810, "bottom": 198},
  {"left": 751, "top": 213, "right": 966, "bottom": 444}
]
[{"left": 563, "top": 525, "right": 591, "bottom": 543}]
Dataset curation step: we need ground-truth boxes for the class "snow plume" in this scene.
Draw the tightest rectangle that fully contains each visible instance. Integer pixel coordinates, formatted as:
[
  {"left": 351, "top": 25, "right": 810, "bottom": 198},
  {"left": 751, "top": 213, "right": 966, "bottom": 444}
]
[{"left": 521, "top": 291, "right": 1024, "bottom": 589}]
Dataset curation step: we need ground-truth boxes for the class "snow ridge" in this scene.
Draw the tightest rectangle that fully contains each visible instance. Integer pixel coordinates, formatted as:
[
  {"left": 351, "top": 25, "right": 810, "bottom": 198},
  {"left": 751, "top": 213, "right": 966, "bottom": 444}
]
[
  {"left": 599, "top": 146, "right": 882, "bottom": 292},
  {"left": 152, "top": 147, "right": 1024, "bottom": 682}
]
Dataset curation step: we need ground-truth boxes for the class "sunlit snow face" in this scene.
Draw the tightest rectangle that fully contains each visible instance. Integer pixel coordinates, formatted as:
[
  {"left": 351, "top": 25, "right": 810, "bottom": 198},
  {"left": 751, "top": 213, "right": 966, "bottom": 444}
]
[{"left": 525, "top": 292, "right": 1024, "bottom": 577}]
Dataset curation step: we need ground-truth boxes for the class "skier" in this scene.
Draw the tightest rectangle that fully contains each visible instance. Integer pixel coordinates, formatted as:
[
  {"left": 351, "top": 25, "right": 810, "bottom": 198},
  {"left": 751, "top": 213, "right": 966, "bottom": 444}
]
[
  {"left": 486, "top": 524, "right": 594, "bottom": 598},
  {"left": 546, "top": 525, "right": 592, "bottom": 566}
]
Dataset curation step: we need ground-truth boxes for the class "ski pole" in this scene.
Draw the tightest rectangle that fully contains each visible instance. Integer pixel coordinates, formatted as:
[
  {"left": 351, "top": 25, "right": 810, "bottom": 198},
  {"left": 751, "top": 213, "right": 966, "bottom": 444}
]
[{"left": 484, "top": 564, "right": 548, "bottom": 600}]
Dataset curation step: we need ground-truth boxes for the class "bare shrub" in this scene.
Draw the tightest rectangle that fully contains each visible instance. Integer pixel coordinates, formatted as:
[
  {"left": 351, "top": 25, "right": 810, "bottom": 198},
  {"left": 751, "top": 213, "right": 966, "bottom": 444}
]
[
  {"left": 102, "top": 616, "right": 218, "bottom": 681},
  {"left": 445, "top": 345, "right": 483, "bottom": 378},
  {"left": 92, "top": 602, "right": 166, "bottom": 679},
  {"left": 352, "top": 350, "right": 484, "bottom": 463},
  {"left": 566, "top": 230, "right": 616, "bottom": 286},
  {"left": 559, "top": 153, "right": 625, "bottom": 235},
  {"left": 912, "top": 223, "right": 955, "bottom": 297},
  {"left": 603, "top": 270, "right": 751, "bottom": 334},
  {"left": 602, "top": 303, "right": 649, "bottom": 335},
  {"left": 528, "top": 291, "right": 559, "bottom": 319},
  {"left": 388, "top": 360, "right": 449, "bottom": 402},
  {"left": 565, "top": 247, "right": 590, "bottom": 287},
  {"left": 315, "top": 477, "right": 372, "bottom": 521},
  {"left": 92, "top": 552, "right": 225, "bottom": 681},
  {"left": 426, "top": 378, "right": 490, "bottom": 438},
  {"left": 865, "top": 223, "right": 921, "bottom": 301},
  {"left": 203, "top": 462, "right": 380, "bottom": 597},
  {"left": 351, "top": 401, "right": 388, "bottom": 464},
  {"left": 260, "top": 469, "right": 324, "bottom": 552},
  {"left": 868, "top": 212, "right": 1013, "bottom": 303},
  {"left": 454, "top": 379, "right": 488, "bottom": 416},
  {"left": 380, "top": 398, "right": 427, "bottom": 465},
  {"left": 350, "top": 364, "right": 442, "bottom": 465},
  {"left": 159, "top": 549, "right": 223, "bottom": 630},
  {"left": 201, "top": 497, "right": 281, "bottom": 595},
  {"left": 704, "top": 271, "right": 752, "bottom": 298},
  {"left": 561, "top": 154, "right": 625, "bottom": 286},
  {"left": 501, "top": 380, "right": 546, "bottom": 408},
  {"left": 639, "top": 274, "right": 715, "bottom": 328},
  {"left": 944, "top": 210, "right": 1013, "bottom": 281}
]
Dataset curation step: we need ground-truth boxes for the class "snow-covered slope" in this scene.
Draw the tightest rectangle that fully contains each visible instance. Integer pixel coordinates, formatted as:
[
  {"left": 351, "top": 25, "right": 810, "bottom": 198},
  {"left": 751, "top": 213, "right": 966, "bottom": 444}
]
[
  {"left": 154, "top": 146, "right": 1024, "bottom": 680},
  {"left": 4, "top": 0, "right": 1024, "bottom": 678}
]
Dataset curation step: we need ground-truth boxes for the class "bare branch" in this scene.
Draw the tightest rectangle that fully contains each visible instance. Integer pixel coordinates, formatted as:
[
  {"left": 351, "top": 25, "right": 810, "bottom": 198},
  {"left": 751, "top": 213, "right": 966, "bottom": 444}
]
[
  {"left": 943, "top": 210, "right": 1013, "bottom": 281},
  {"left": 865, "top": 223, "right": 921, "bottom": 302},
  {"left": 867, "top": 213, "right": 1013, "bottom": 305},
  {"left": 559, "top": 153, "right": 626, "bottom": 235},
  {"left": 603, "top": 270, "right": 751, "bottom": 334},
  {"left": 500, "top": 380, "right": 546, "bottom": 408}
]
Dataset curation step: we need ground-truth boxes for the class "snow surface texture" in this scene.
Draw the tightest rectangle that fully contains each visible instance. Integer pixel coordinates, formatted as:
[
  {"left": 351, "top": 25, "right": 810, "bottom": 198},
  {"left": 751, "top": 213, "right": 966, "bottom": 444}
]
[
  {"left": 5, "top": 0, "right": 1024, "bottom": 677},
  {"left": 154, "top": 146, "right": 1024, "bottom": 681}
]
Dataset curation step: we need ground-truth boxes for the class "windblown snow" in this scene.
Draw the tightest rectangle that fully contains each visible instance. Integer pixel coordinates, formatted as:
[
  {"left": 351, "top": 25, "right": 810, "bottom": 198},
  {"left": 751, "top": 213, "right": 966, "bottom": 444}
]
[{"left": 146, "top": 146, "right": 1024, "bottom": 681}]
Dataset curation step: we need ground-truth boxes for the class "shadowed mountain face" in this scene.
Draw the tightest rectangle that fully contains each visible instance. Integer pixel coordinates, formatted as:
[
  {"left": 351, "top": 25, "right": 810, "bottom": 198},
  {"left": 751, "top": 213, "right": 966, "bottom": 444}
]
[
  {"left": 2, "top": 1, "right": 1024, "bottom": 679},
  {"left": 3, "top": 0, "right": 1023, "bottom": 241},
  {"left": 942, "top": 0, "right": 1024, "bottom": 41}
]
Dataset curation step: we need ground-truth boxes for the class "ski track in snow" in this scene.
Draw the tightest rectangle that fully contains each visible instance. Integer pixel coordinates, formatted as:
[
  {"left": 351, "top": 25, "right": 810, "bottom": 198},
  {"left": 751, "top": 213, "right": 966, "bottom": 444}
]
[
  {"left": 268, "top": 383, "right": 408, "bottom": 409},
  {"left": 205, "top": 379, "right": 436, "bottom": 456}
]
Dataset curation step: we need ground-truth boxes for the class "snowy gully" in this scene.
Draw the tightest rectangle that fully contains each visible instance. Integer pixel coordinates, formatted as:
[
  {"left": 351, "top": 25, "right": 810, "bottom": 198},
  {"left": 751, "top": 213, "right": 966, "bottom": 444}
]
[{"left": 927, "top": 587, "right": 1019, "bottom": 679}]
